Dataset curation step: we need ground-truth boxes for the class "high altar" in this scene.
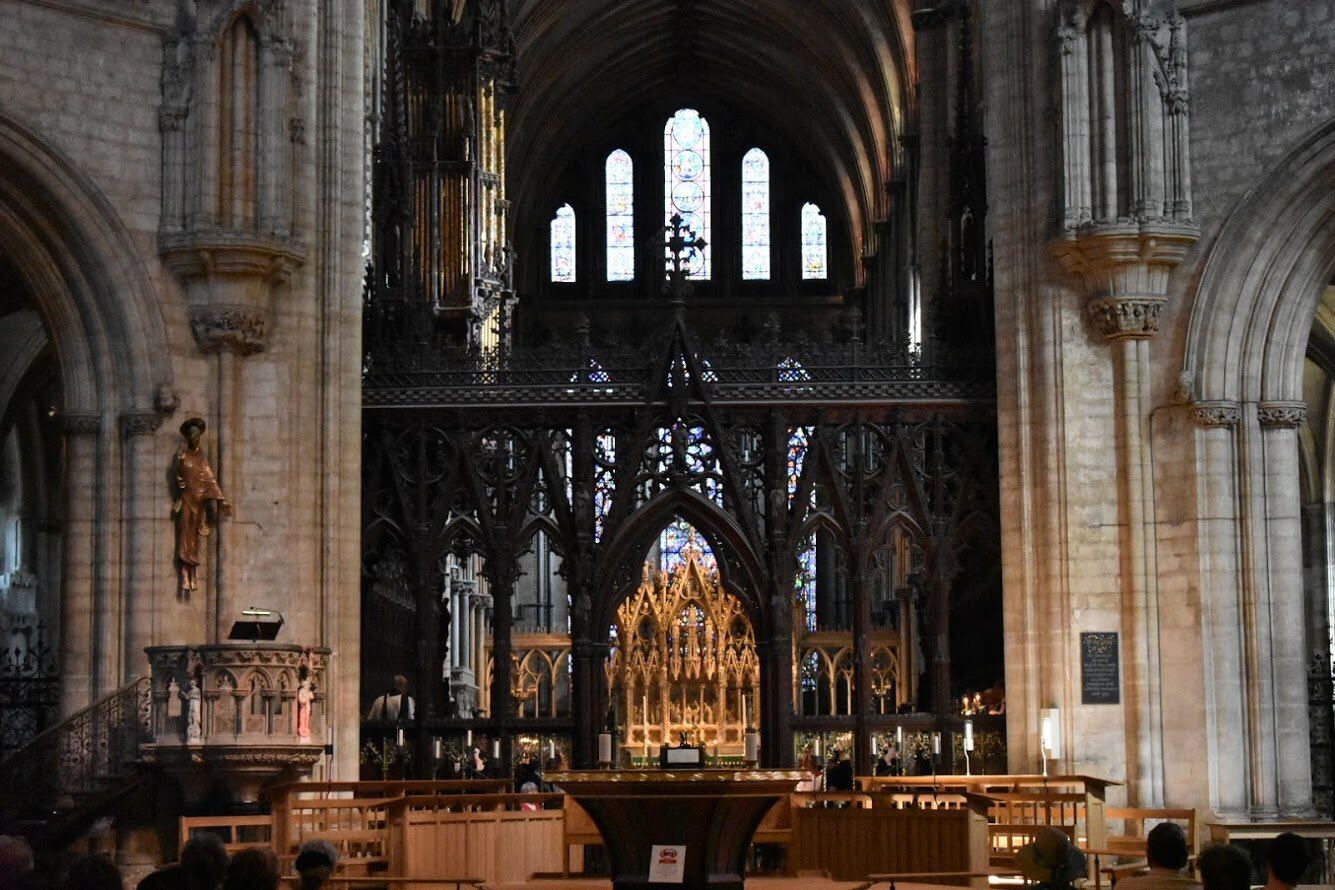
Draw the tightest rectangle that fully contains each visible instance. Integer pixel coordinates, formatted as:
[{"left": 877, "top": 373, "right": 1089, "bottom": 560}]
[{"left": 607, "top": 554, "right": 760, "bottom": 761}]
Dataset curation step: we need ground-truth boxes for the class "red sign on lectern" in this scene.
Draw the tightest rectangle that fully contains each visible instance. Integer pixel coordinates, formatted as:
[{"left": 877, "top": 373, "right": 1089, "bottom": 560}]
[{"left": 649, "top": 844, "right": 686, "bottom": 883}]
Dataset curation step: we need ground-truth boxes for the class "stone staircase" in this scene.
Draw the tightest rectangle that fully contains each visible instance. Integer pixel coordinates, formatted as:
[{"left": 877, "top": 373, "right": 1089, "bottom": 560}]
[{"left": 0, "top": 677, "right": 152, "bottom": 849}]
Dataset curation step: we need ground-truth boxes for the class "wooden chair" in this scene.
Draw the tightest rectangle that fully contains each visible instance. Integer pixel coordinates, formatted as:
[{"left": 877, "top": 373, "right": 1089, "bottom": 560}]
[
  {"left": 750, "top": 793, "right": 795, "bottom": 874},
  {"left": 1096, "top": 807, "right": 1197, "bottom": 887}
]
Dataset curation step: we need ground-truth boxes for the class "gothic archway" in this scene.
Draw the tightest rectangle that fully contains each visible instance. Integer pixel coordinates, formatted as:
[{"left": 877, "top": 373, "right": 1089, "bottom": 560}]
[
  {"left": 0, "top": 112, "right": 173, "bottom": 715},
  {"left": 1184, "top": 117, "right": 1335, "bottom": 818}
]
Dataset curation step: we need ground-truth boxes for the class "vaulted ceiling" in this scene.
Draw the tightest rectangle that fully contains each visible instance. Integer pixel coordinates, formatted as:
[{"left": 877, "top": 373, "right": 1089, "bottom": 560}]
[{"left": 505, "top": 0, "right": 916, "bottom": 262}]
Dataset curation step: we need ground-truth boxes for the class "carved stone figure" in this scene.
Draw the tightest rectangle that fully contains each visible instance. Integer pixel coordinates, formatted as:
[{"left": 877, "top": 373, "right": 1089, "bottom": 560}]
[
  {"left": 184, "top": 677, "right": 203, "bottom": 741},
  {"left": 296, "top": 677, "right": 313, "bottom": 741},
  {"left": 172, "top": 417, "right": 231, "bottom": 594}
]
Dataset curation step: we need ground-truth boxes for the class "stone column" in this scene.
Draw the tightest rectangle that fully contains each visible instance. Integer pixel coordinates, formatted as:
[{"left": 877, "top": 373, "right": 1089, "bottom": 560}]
[
  {"left": 120, "top": 412, "right": 163, "bottom": 683},
  {"left": 1052, "top": 225, "right": 1197, "bottom": 806},
  {"left": 1257, "top": 402, "right": 1316, "bottom": 817},
  {"left": 60, "top": 413, "right": 101, "bottom": 716},
  {"left": 1191, "top": 401, "right": 1249, "bottom": 817}
]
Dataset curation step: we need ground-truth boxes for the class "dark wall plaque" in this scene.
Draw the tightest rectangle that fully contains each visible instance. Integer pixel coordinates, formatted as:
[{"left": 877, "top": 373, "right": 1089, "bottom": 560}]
[{"left": 1081, "top": 632, "right": 1120, "bottom": 704}]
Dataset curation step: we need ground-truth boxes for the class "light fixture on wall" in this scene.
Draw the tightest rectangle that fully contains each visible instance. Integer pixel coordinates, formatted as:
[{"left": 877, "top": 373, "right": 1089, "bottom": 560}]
[
  {"left": 227, "top": 607, "right": 285, "bottom": 642},
  {"left": 1040, "top": 707, "right": 1061, "bottom": 776}
]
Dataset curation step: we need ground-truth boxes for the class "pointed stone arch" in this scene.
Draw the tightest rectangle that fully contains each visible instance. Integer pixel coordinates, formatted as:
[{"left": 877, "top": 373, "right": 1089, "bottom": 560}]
[{"left": 1180, "top": 117, "right": 1335, "bottom": 819}]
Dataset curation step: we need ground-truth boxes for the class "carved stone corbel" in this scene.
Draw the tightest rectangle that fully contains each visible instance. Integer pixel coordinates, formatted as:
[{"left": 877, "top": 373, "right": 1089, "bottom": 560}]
[{"left": 1191, "top": 401, "right": 1241, "bottom": 429}]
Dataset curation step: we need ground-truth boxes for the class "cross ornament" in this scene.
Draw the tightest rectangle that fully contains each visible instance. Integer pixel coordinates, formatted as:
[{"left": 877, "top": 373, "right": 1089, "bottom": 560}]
[{"left": 663, "top": 212, "right": 707, "bottom": 303}]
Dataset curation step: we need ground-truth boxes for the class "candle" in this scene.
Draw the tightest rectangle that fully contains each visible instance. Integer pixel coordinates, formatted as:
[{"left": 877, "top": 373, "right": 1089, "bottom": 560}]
[
  {"left": 395, "top": 727, "right": 405, "bottom": 747},
  {"left": 492, "top": 738, "right": 501, "bottom": 760},
  {"left": 895, "top": 725, "right": 903, "bottom": 749},
  {"left": 815, "top": 736, "right": 822, "bottom": 759},
  {"left": 549, "top": 739, "right": 556, "bottom": 759},
  {"left": 742, "top": 695, "right": 748, "bottom": 729},
  {"left": 963, "top": 720, "right": 974, "bottom": 752},
  {"left": 932, "top": 732, "right": 941, "bottom": 755},
  {"left": 870, "top": 735, "right": 877, "bottom": 757},
  {"left": 466, "top": 729, "right": 472, "bottom": 746},
  {"left": 1040, "top": 716, "right": 1052, "bottom": 753},
  {"left": 642, "top": 693, "right": 648, "bottom": 723},
  {"left": 597, "top": 732, "right": 612, "bottom": 764},
  {"left": 745, "top": 730, "right": 759, "bottom": 763},
  {"left": 433, "top": 738, "right": 443, "bottom": 760}
]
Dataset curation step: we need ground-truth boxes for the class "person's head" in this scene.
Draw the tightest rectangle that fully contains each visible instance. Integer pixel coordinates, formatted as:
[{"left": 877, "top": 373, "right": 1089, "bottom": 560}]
[
  {"left": 1016, "top": 827, "right": 1087, "bottom": 890},
  {"left": 1267, "top": 833, "right": 1309, "bottom": 887},
  {"left": 63, "top": 854, "right": 121, "bottom": 890},
  {"left": 1146, "top": 822, "right": 1190, "bottom": 871},
  {"left": 180, "top": 832, "right": 228, "bottom": 889},
  {"left": 1198, "top": 843, "right": 1252, "bottom": 890},
  {"left": 294, "top": 839, "right": 338, "bottom": 890},
  {"left": 392, "top": 674, "right": 409, "bottom": 695},
  {"left": 0, "top": 835, "right": 35, "bottom": 888},
  {"left": 180, "top": 417, "right": 206, "bottom": 447},
  {"left": 223, "top": 848, "right": 278, "bottom": 890}
]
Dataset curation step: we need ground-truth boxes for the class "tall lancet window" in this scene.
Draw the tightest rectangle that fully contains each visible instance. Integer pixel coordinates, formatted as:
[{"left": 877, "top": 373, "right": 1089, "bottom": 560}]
[
  {"left": 664, "top": 108, "right": 711, "bottom": 279},
  {"left": 741, "top": 148, "right": 770, "bottom": 280},
  {"left": 800, "top": 202, "right": 827, "bottom": 280},
  {"left": 550, "top": 203, "right": 576, "bottom": 282},
  {"left": 605, "top": 150, "right": 635, "bottom": 281}
]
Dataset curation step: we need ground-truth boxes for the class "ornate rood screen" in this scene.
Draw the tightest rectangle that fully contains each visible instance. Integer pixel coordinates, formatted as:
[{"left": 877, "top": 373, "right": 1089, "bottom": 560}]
[{"left": 607, "top": 553, "right": 759, "bottom": 760}]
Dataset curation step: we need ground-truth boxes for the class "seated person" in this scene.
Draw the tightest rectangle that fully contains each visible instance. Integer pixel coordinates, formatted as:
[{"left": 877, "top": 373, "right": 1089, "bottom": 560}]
[
  {"left": 1264, "top": 833, "right": 1309, "bottom": 890},
  {"left": 1197, "top": 843, "right": 1251, "bottom": 890},
  {"left": 1017, "top": 827, "right": 1087, "bottom": 890},
  {"left": 1118, "top": 823, "right": 1200, "bottom": 890},
  {"left": 825, "top": 748, "right": 854, "bottom": 792}
]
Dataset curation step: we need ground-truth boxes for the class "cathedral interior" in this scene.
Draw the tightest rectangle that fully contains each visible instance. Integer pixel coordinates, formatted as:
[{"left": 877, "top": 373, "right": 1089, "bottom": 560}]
[{"left": 0, "top": 0, "right": 1333, "bottom": 878}]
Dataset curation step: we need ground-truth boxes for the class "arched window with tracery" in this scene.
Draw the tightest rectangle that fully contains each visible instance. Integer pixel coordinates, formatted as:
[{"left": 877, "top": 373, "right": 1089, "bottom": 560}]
[
  {"left": 605, "top": 149, "right": 635, "bottom": 281},
  {"left": 664, "top": 108, "right": 711, "bottom": 279},
  {"left": 550, "top": 203, "right": 575, "bottom": 282},
  {"left": 741, "top": 148, "right": 770, "bottom": 280},
  {"left": 800, "top": 202, "right": 827, "bottom": 280}
]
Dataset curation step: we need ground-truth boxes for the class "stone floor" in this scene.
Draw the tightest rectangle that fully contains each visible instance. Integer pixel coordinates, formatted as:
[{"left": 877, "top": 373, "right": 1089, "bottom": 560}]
[{"left": 488, "top": 877, "right": 931, "bottom": 889}]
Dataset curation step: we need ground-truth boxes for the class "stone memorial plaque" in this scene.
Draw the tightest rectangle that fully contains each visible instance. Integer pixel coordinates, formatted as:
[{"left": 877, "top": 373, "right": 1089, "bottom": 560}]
[{"left": 1081, "top": 632, "right": 1120, "bottom": 704}]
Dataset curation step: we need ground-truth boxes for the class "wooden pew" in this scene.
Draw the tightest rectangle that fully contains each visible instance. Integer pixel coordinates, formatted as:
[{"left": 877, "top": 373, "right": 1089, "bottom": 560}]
[{"left": 561, "top": 796, "right": 603, "bottom": 877}]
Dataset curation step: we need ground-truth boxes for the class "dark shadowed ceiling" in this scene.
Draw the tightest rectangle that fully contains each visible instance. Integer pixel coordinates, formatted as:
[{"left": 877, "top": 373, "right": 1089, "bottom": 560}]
[{"left": 506, "top": 0, "right": 916, "bottom": 261}]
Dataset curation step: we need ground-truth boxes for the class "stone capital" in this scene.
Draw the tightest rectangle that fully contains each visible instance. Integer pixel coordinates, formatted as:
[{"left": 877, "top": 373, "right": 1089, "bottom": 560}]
[
  {"left": 1257, "top": 401, "right": 1307, "bottom": 430},
  {"left": 1191, "top": 401, "right": 1240, "bottom": 429},
  {"left": 120, "top": 411, "right": 164, "bottom": 437},
  {"left": 1088, "top": 296, "right": 1165, "bottom": 340},
  {"left": 62, "top": 413, "right": 102, "bottom": 435}
]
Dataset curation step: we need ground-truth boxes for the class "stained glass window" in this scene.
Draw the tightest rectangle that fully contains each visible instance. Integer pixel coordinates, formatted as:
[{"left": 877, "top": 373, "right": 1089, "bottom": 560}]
[
  {"left": 550, "top": 203, "right": 575, "bottom": 282},
  {"left": 801, "top": 202, "right": 827, "bottom": 280},
  {"left": 660, "top": 518, "right": 717, "bottom": 576},
  {"left": 664, "top": 108, "right": 711, "bottom": 279},
  {"left": 605, "top": 150, "right": 634, "bottom": 281},
  {"left": 594, "top": 431, "right": 616, "bottom": 543},
  {"left": 795, "top": 533, "right": 817, "bottom": 632},
  {"left": 787, "top": 426, "right": 810, "bottom": 501},
  {"left": 777, "top": 357, "right": 811, "bottom": 384},
  {"left": 741, "top": 148, "right": 770, "bottom": 280}
]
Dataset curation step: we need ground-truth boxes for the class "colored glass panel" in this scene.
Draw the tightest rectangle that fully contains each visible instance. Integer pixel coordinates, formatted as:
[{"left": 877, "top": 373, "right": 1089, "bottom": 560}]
[
  {"left": 801, "top": 202, "right": 827, "bottom": 280},
  {"left": 605, "top": 150, "right": 635, "bottom": 281},
  {"left": 795, "top": 533, "right": 817, "bottom": 632},
  {"left": 594, "top": 431, "right": 615, "bottom": 543},
  {"left": 741, "top": 148, "right": 770, "bottom": 280},
  {"left": 660, "top": 517, "right": 717, "bottom": 575},
  {"left": 550, "top": 203, "right": 575, "bottom": 283},
  {"left": 664, "top": 109, "right": 711, "bottom": 279}
]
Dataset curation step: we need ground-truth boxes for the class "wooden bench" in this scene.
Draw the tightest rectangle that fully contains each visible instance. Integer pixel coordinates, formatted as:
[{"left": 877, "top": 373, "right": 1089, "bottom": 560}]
[{"left": 558, "top": 795, "right": 603, "bottom": 877}]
